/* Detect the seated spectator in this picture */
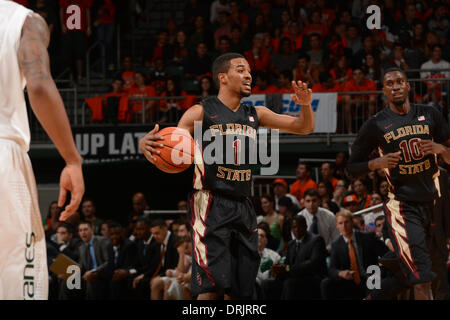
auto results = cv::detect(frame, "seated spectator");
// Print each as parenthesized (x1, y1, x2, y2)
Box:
(45, 201, 62, 239)
(159, 77, 188, 123)
(281, 20, 304, 52)
(312, 72, 343, 99)
(353, 35, 380, 70)
(362, 192, 385, 232)
(353, 178, 372, 210)
(244, 33, 271, 73)
(262, 215, 327, 299)
(198, 76, 216, 100)
(172, 30, 190, 65)
(151, 58, 169, 95)
(258, 221, 280, 253)
(229, 1, 248, 32)
(80, 198, 104, 236)
(278, 70, 294, 93)
(100, 221, 110, 238)
(278, 196, 302, 253)
(272, 178, 300, 210)
(343, 194, 360, 214)
(253, 71, 280, 94)
(424, 31, 440, 59)
(426, 3, 449, 40)
(343, 67, 377, 133)
(334, 151, 349, 181)
(212, 35, 232, 60)
(344, 24, 362, 56)
(317, 0, 336, 27)
(126, 192, 150, 229)
(378, 180, 389, 201)
(176, 221, 190, 238)
(271, 37, 298, 76)
(292, 53, 315, 85)
(188, 16, 214, 53)
(330, 55, 353, 88)
(165, 18, 178, 45)
(362, 53, 383, 83)
(107, 222, 137, 299)
(275, 9, 293, 38)
(383, 42, 410, 72)
(120, 56, 135, 89)
(213, 11, 232, 49)
(128, 72, 158, 123)
(374, 215, 386, 240)
(78, 221, 110, 300)
(317, 180, 340, 215)
(307, 33, 326, 67)
(352, 214, 365, 231)
(184, 42, 213, 81)
(183, 0, 209, 27)
(321, 210, 388, 300)
(395, 3, 419, 37)
(332, 179, 347, 208)
(303, 10, 329, 38)
(149, 219, 179, 300)
(98, 80, 129, 123)
(230, 25, 247, 54)
(256, 227, 281, 287)
(150, 30, 172, 66)
(298, 189, 339, 253)
(260, 194, 284, 248)
(320, 162, 339, 190)
(210, 0, 230, 25)
(289, 162, 318, 205)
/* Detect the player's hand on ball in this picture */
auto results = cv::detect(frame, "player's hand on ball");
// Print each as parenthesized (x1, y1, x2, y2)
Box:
(58, 162, 85, 221)
(139, 124, 164, 163)
(291, 80, 312, 106)
(418, 139, 445, 156)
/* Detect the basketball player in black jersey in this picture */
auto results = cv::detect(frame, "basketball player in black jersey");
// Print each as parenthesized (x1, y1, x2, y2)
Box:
(348, 68, 450, 300)
(139, 53, 314, 299)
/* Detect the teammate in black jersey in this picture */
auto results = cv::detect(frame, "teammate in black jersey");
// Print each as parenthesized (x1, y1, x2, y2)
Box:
(139, 53, 315, 299)
(348, 68, 450, 300)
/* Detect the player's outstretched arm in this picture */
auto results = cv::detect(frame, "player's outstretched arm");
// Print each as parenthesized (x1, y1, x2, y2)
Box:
(18, 13, 84, 220)
(256, 81, 314, 134)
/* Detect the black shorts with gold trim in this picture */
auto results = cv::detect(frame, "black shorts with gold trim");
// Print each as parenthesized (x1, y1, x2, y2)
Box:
(188, 190, 260, 299)
(383, 192, 436, 284)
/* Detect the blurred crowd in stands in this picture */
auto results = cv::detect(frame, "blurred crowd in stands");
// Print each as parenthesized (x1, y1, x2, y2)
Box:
(16, 0, 450, 132)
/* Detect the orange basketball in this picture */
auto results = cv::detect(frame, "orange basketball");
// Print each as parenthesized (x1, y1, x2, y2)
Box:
(153, 127, 194, 174)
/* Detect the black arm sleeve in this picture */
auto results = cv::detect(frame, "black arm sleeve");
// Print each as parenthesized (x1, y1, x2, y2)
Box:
(347, 118, 379, 178)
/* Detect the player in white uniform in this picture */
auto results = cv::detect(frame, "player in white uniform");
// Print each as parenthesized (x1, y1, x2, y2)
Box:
(0, 0, 84, 299)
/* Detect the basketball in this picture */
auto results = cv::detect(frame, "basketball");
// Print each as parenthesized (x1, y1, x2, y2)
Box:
(153, 127, 194, 174)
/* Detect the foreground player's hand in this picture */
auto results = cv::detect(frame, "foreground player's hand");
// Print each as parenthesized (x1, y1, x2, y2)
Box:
(372, 151, 402, 169)
(418, 139, 445, 156)
(58, 162, 85, 221)
(291, 80, 312, 106)
(139, 124, 164, 163)
(113, 269, 130, 281)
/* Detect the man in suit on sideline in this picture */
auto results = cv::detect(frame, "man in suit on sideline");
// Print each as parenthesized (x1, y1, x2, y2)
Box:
(262, 215, 328, 299)
(107, 221, 138, 299)
(321, 210, 388, 299)
(78, 221, 111, 300)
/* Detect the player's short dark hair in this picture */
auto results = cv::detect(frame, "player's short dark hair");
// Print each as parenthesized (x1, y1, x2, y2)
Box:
(383, 67, 407, 81)
(292, 214, 307, 227)
(212, 53, 245, 87)
(150, 219, 167, 229)
(303, 188, 320, 199)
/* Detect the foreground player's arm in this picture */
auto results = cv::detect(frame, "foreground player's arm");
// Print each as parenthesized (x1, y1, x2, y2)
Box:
(347, 119, 402, 177)
(138, 104, 203, 163)
(256, 81, 314, 134)
(418, 110, 450, 164)
(419, 139, 450, 164)
(18, 13, 84, 220)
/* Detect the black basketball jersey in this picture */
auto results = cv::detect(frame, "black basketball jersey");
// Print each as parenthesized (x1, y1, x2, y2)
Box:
(193, 97, 259, 198)
(349, 104, 450, 202)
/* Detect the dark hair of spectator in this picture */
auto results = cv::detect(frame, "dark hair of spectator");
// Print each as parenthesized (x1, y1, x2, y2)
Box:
(292, 214, 307, 227)
(108, 221, 122, 229)
(257, 222, 271, 239)
(304, 188, 320, 199)
(174, 235, 191, 248)
(278, 196, 293, 208)
(375, 215, 385, 223)
(431, 44, 443, 52)
(261, 193, 274, 204)
(298, 161, 311, 172)
(79, 221, 93, 229)
(212, 52, 245, 87)
(150, 219, 167, 229)
(57, 222, 75, 235)
(82, 197, 95, 206)
(136, 216, 151, 226)
(318, 180, 334, 199)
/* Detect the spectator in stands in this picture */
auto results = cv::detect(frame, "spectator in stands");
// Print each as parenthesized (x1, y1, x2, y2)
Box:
(198, 76, 216, 100)
(188, 16, 214, 53)
(149, 219, 179, 300)
(183, 0, 210, 27)
(353, 35, 380, 70)
(256, 227, 281, 287)
(378, 180, 389, 201)
(177, 200, 188, 211)
(172, 30, 190, 65)
(302, 10, 329, 38)
(230, 25, 246, 54)
(271, 37, 298, 76)
(275, 9, 293, 38)
(307, 33, 326, 67)
(212, 36, 232, 60)
(258, 221, 280, 252)
(395, 3, 419, 36)
(128, 192, 149, 224)
(150, 31, 172, 66)
(427, 2, 449, 40)
(420, 44, 450, 102)
(184, 42, 213, 80)
(165, 18, 178, 46)
(312, 72, 343, 96)
(78, 221, 110, 300)
(298, 188, 340, 253)
(343, 194, 360, 214)
(330, 55, 353, 87)
(362, 53, 383, 83)
(278, 196, 301, 253)
(213, 11, 232, 49)
(321, 210, 388, 300)
(150, 58, 168, 95)
(229, 1, 249, 33)
(353, 178, 372, 210)
(290, 162, 318, 205)
(252, 71, 280, 94)
(320, 162, 339, 190)
(94, 0, 116, 72)
(176, 221, 190, 238)
(59, 0, 92, 81)
(343, 67, 377, 133)
(45, 201, 62, 238)
(352, 214, 365, 231)
(107, 221, 137, 299)
(424, 31, 440, 59)
(128, 72, 158, 123)
(282, 20, 304, 52)
(120, 56, 135, 90)
(130, 217, 158, 300)
(273, 178, 300, 210)
(244, 33, 271, 73)
(362, 192, 384, 232)
(260, 194, 284, 249)
(374, 215, 386, 240)
(159, 77, 188, 123)
(412, 20, 427, 53)
(317, 0, 336, 27)
(318, 180, 340, 215)
(334, 151, 349, 181)
(383, 42, 411, 72)
(278, 70, 294, 93)
(344, 24, 362, 55)
(81, 198, 104, 236)
(100, 221, 109, 238)
(210, 0, 230, 24)
(332, 179, 347, 208)
(292, 53, 315, 85)
(264, 215, 327, 300)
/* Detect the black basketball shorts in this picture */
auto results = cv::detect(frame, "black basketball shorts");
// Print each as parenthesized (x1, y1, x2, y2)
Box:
(188, 190, 260, 299)
(384, 193, 436, 284)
